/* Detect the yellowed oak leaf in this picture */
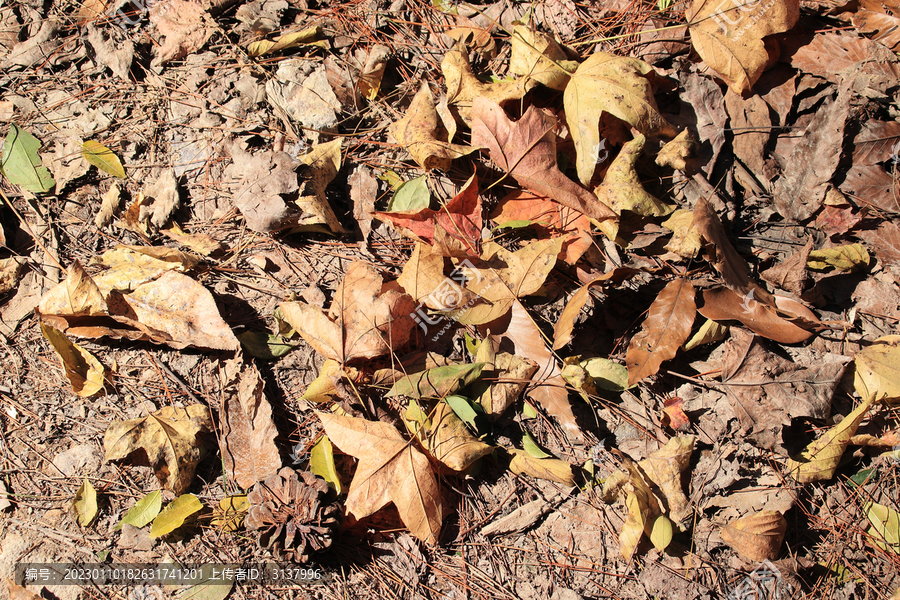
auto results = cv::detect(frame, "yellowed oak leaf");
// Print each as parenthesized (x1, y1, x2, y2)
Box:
(509, 25, 578, 91)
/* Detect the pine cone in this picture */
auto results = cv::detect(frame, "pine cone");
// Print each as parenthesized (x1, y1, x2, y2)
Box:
(245, 467, 340, 562)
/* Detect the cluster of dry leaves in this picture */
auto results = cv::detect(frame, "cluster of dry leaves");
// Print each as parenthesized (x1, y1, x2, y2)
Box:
(2, 0, 900, 595)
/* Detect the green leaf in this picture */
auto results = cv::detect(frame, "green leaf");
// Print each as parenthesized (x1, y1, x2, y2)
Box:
(865, 501, 900, 554)
(310, 435, 342, 494)
(581, 357, 630, 391)
(494, 219, 534, 231)
(386, 363, 487, 400)
(237, 330, 297, 360)
(657, 0, 673, 11)
(1, 124, 55, 192)
(388, 175, 430, 212)
(646, 514, 673, 552)
(181, 564, 236, 600)
(522, 430, 551, 458)
(115, 490, 162, 530)
(378, 169, 405, 190)
(82, 140, 126, 179)
(443, 394, 481, 430)
(464, 332, 479, 357)
(150, 493, 202, 538)
(96, 549, 110, 561)
(847, 468, 876, 489)
(72, 478, 98, 527)
(522, 402, 538, 420)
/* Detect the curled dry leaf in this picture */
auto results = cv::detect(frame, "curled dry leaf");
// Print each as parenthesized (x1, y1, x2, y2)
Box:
(565, 53, 674, 185)
(721, 510, 788, 562)
(637, 435, 694, 527)
(220, 358, 283, 490)
(390, 82, 474, 171)
(41, 322, 105, 397)
(397, 243, 479, 311)
(687, 0, 800, 94)
(626, 278, 696, 386)
(318, 411, 443, 544)
(508, 449, 576, 485)
(150, 0, 213, 67)
(594, 134, 674, 218)
(473, 341, 539, 419)
(470, 97, 615, 222)
(387, 362, 486, 400)
(405, 400, 494, 472)
(295, 139, 347, 234)
(662, 209, 702, 258)
(280, 261, 416, 364)
(104, 404, 212, 495)
(655, 130, 693, 171)
(697, 287, 814, 345)
(618, 465, 657, 561)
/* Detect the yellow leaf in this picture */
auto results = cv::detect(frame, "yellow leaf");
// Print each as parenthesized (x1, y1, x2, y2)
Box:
(646, 514, 674, 552)
(619, 466, 655, 561)
(114, 490, 162, 530)
(509, 25, 578, 91)
(246, 25, 323, 57)
(405, 401, 494, 472)
(72, 479, 98, 527)
(104, 404, 212, 494)
(37, 260, 107, 317)
(303, 359, 352, 402)
(310, 435, 342, 494)
(508, 449, 576, 485)
(807, 243, 870, 272)
(637, 435, 695, 527)
(720, 510, 787, 562)
(82, 140, 126, 179)
(683, 318, 728, 351)
(295, 139, 348, 234)
(655, 129, 693, 171)
(662, 209, 702, 258)
(865, 501, 900, 554)
(595, 134, 674, 217)
(41, 322, 105, 397)
(854, 336, 900, 403)
(149, 493, 203, 538)
(211, 495, 249, 532)
(787, 395, 875, 483)
(565, 54, 674, 185)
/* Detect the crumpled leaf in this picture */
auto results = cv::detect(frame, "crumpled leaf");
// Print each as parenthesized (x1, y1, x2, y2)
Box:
(864, 501, 900, 554)
(358, 44, 391, 100)
(595, 134, 673, 218)
(626, 279, 696, 386)
(661, 397, 691, 431)
(280, 261, 416, 364)
(246, 25, 324, 57)
(210, 495, 249, 532)
(150, 0, 213, 67)
(404, 400, 493, 472)
(144, 168, 180, 229)
(72, 478, 98, 527)
(508, 449, 576, 485)
(509, 25, 578, 91)
(637, 435, 694, 526)
(655, 130, 693, 171)
(387, 362, 486, 400)
(375, 173, 482, 257)
(618, 465, 657, 561)
(319, 411, 443, 544)
(237, 331, 296, 360)
(470, 97, 615, 222)
(807, 243, 870, 272)
(390, 82, 474, 171)
(220, 359, 282, 490)
(41, 322, 105, 397)
(721, 510, 787, 562)
(687, 0, 800, 94)
(310, 434, 342, 493)
(1, 124, 55, 193)
(564, 53, 674, 185)
(82, 140, 126, 179)
(442, 41, 534, 125)
(787, 394, 875, 483)
(224, 146, 305, 234)
(854, 336, 900, 403)
(697, 287, 814, 345)
(476, 349, 539, 419)
(104, 404, 212, 495)
(303, 360, 359, 403)
(114, 490, 162, 530)
(149, 493, 203, 538)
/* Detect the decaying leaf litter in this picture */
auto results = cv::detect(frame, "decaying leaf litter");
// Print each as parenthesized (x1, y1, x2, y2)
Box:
(1, 0, 900, 598)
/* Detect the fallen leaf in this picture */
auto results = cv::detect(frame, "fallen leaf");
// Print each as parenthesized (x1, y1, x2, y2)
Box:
(81, 140, 125, 179)
(509, 25, 577, 91)
(565, 53, 674, 185)
(582, 357, 630, 391)
(246, 25, 323, 57)
(104, 404, 212, 495)
(661, 209, 702, 258)
(280, 261, 416, 364)
(220, 359, 282, 490)
(441, 41, 533, 125)
(661, 397, 691, 431)
(638, 435, 694, 526)
(841, 164, 900, 213)
(807, 243, 870, 272)
(224, 146, 304, 233)
(94, 183, 121, 228)
(508, 449, 576, 485)
(181, 564, 235, 600)
(237, 331, 296, 360)
(390, 82, 474, 171)
(303, 360, 359, 403)
(114, 490, 162, 530)
(480, 498, 551, 537)
(5, 580, 41, 600)
(626, 279, 696, 386)
(761, 239, 813, 298)
(553, 268, 637, 350)
(724, 89, 770, 178)
(397, 242, 479, 311)
(683, 318, 728, 351)
(470, 97, 615, 222)
(310, 434, 342, 493)
(865, 501, 900, 554)
(210, 495, 249, 532)
(387, 362, 486, 400)
(358, 44, 391, 100)
(773, 80, 852, 221)
(41, 321, 106, 397)
(697, 287, 814, 344)
(595, 134, 674, 218)
(492, 190, 594, 265)
(404, 400, 493, 472)
(72, 478, 98, 527)
(720, 329, 847, 452)
(687, 0, 800, 94)
(149, 493, 203, 538)
(150, 0, 212, 67)
(319, 411, 443, 544)
(859, 222, 900, 267)
(721, 510, 787, 562)
(76, 0, 110, 23)
(788, 32, 900, 94)
(618, 465, 656, 561)
(522, 430, 551, 458)
(161, 222, 225, 256)
(375, 173, 482, 257)
(295, 139, 347, 234)
(475, 350, 539, 419)
(388, 175, 430, 212)
(1, 124, 55, 193)
(349, 165, 377, 241)
(853, 336, 900, 403)
(854, 2, 900, 51)
(655, 130, 693, 171)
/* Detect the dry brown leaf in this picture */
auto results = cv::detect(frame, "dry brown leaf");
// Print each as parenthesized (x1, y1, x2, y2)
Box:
(626, 279, 696, 386)
(390, 82, 474, 171)
(477, 351, 539, 419)
(721, 510, 787, 562)
(594, 134, 674, 218)
(405, 400, 493, 472)
(761, 239, 814, 298)
(859, 222, 900, 266)
(280, 261, 416, 364)
(553, 268, 638, 350)
(145, 168, 180, 229)
(637, 435, 694, 527)
(358, 44, 391, 99)
(0, 258, 23, 295)
(5, 580, 42, 600)
(104, 404, 212, 495)
(852, 119, 900, 166)
(697, 287, 814, 345)
(94, 182, 121, 228)
(41, 322, 105, 397)
(349, 165, 377, 241)
(37, 260, 107, 317)
(398, 243, 479, 311)
(76, 0, 110, 23)
(319, 411, 443, 544)
(724, 89, 770, 178)
(854, 0, 900, 50)
(225, 146, 304, 233)
(470, 97, 616, 222)
(150, 0, 213, 67)
(841, 164, 900, 213)
(508, 449, 576, 485)
(296, 139, 348, 234)
(788, 32, 900, 94)
(220, 358, 282, 490)
(687, 0, 800, 94)
(160, 222, 225, 256)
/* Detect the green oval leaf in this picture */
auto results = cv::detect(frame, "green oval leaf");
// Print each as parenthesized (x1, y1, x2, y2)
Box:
(388, 175, 430, 212)
(115, 490, 162, 530)
(522, 429, 551, 458)
(310, 434, 342, 494)
(150, 493, 202, 538)
(387, 363, 487, 400)
(82, 140, 126, 179)
(1, 124, 55, 192)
